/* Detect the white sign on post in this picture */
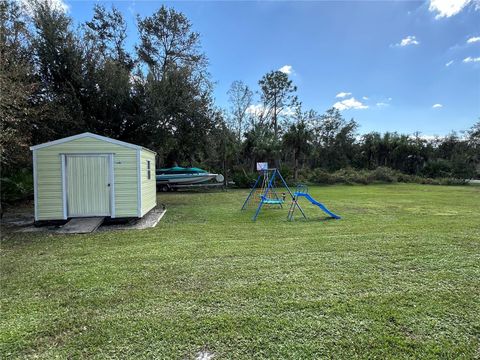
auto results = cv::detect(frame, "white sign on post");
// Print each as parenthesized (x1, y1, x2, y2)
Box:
(256, 162, 268, 171)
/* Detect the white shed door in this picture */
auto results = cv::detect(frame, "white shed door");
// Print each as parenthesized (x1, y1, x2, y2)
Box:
(66, 155, 110, 217)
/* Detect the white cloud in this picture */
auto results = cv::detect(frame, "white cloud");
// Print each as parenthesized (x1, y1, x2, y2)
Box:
(429, 0, 472, 19)
(418, 134, 441, 141)
(445, 60, 454, 67)
(467, 36, 480, 43)
(246, 104, 266, 115)
(280, 107, 296, 116)
(394, 35, 420, 47)
(278, 65, 293, 75)
(333, 97, 368, 111)
(376, 102, 389, 108)
(20, 0, 70, 14)
(463, 56, 480, 63)
(335, 92, 352, 98)
(362, 96, 369, 100)
(432, 103, 443, 108)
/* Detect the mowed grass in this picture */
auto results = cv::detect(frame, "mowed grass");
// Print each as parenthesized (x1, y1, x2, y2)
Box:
(1, 184, 479, 359)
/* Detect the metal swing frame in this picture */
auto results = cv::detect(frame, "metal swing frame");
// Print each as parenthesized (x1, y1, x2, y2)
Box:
(241, 168, 307, 221)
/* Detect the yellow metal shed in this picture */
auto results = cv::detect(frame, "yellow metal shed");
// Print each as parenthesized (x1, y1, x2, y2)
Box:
(30, 133, 156, 221)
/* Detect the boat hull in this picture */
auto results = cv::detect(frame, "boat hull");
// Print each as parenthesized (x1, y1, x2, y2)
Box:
(156, 174, 218, 185)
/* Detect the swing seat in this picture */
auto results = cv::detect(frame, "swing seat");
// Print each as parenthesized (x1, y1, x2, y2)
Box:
(261, 196, 284, 205)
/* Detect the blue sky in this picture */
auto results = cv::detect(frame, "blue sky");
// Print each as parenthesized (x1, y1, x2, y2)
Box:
(63, 0, 479, 135)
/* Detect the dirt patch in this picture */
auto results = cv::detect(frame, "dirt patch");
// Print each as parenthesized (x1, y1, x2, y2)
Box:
(1, 201, 36, 238)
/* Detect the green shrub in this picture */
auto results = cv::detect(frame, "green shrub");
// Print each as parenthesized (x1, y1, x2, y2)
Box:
(231, 166, 468, 188)
(1, 169, 33, 205)
(347, 168, 372, 184)
(422, 159, 452, 178)
(301, 166, 465, 186)
(397, 173, 416, 183)
(437, 178, 468, 185)
(278, 164, 293, 183)
(308, 168, 336, 184)
(231, 168, 258, 188)
(370, 167, 398, 183)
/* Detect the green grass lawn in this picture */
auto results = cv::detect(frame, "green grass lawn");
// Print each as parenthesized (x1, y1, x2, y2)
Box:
(1, 184, 479, 359)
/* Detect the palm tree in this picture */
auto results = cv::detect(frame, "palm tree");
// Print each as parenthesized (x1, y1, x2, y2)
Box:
(283, 119, 312, 181)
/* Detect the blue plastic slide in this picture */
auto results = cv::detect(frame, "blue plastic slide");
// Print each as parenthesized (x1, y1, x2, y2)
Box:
(294, 192, 341, 219)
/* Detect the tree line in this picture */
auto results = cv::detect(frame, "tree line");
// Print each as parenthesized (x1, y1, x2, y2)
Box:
(1, 0, 479, 196)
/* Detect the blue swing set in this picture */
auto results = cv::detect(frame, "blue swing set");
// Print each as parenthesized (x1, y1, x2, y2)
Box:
(241, 167, 341, 221)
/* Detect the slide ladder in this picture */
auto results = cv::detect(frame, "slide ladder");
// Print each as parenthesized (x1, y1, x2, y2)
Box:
(289, 192, 341, 220)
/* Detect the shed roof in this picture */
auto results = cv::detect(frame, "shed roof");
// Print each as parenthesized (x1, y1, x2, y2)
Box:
(30, 132, 156, 154)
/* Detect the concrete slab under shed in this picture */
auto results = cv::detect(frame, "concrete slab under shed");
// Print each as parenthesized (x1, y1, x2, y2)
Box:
(11, 206, 166, 234)
(57, 217, 104, 234)
(98, 207, 166, 232)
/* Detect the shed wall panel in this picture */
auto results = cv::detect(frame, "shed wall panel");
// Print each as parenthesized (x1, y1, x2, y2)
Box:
(140, 150, 157, 216)
(35, 137, 139, 220)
